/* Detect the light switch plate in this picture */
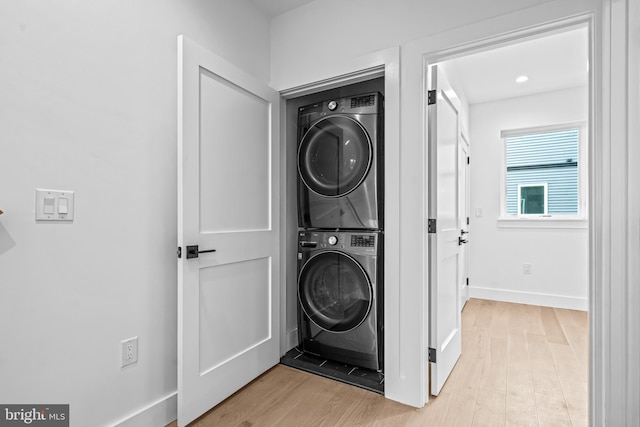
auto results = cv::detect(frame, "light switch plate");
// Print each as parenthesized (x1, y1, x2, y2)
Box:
(36, 189, 75, 221)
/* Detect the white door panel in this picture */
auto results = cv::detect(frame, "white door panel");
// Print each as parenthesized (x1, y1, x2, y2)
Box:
(428, 65, 462, 396)
(198, 257, 271, 373)
(199, 68, 271, 233)
(177, 35, 280, 426)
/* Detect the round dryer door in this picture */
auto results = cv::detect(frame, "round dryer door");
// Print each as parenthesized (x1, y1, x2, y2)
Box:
(298, 251, 372, 333)
(298, 116, 372, 197)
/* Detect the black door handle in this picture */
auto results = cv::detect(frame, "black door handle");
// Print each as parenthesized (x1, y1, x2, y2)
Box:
(186, 245, 216, 259)
(458, 237, 468, 246)
(461, 229, 469, 235)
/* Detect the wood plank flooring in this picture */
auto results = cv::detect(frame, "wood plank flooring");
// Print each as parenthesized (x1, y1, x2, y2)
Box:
(171, 299, 588, 427)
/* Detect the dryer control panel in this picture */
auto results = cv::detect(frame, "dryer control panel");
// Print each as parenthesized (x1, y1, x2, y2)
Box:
(297, 92, 381, 118)
(350, 234, 375, 248)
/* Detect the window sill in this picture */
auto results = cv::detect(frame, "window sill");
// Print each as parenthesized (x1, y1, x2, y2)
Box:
(497, 216, 588, 229)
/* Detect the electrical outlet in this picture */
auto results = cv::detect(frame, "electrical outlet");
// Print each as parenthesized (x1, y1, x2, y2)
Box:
(121, 337, 138, 367)
(523, 263, 532, 275)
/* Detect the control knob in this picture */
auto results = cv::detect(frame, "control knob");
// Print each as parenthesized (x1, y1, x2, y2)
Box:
(327, 235, 338, 246)
(327, 100, 338, 111)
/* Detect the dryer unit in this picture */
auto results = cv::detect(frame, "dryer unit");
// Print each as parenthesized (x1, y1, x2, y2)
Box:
(297, 230, 383, 371)
(297, 92, 383, 230)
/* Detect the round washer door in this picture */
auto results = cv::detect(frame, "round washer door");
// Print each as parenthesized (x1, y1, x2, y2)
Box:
(298, 251, 372, 333)
(298, 116, 372, 197)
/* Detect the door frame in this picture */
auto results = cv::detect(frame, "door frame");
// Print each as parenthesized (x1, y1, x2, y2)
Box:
(278, 46, 404, 401)
(412, 4, 609, 422)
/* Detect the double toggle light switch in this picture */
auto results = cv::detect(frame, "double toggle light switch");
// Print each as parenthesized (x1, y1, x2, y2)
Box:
(36, 189, 74, 221)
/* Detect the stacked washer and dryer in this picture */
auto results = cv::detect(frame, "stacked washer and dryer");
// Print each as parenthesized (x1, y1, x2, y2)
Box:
(296, 92, 384, 373)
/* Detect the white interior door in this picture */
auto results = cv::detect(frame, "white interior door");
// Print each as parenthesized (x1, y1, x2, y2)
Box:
(428, 65, 462, 396)
(177, 35, 280, 426)
(459, 134, 470, 309)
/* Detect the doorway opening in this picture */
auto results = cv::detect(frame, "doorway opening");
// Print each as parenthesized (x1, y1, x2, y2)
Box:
(426, 21, 591, 423)
(279, 76, 387, 394)
(439, 25, 590, 310)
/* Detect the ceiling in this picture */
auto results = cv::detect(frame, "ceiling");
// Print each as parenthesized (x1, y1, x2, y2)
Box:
(248, 0, 315, 18)
(441, 27, 589, 104)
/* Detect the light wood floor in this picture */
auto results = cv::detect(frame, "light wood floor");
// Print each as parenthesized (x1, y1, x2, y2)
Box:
(173, 298, 588, 427)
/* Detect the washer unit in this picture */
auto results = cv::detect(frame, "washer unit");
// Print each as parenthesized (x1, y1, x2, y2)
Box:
(297, 92, 383, 230)
(297, 230, 383, 371)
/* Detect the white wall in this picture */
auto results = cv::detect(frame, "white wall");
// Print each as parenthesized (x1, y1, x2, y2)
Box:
(468, 87, 589, 310)
(270, 0, 555, 90)
(0, 1, 269, 426)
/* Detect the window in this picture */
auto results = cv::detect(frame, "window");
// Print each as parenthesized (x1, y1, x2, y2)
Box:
(500, 123, 586, 226)
(517, 183, 548, 215)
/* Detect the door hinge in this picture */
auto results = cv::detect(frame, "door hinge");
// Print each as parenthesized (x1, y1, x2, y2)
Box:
(177, 247, 182, 259)
(467, 216, 470, 225)
(466, 277, 469, 286)
(428, 347, 437, 363)
(428, 90, 437, 105)
(428, 219, 437, 233)
(467, 156, 470, 165)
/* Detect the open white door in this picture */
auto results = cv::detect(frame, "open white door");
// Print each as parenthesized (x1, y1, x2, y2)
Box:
(177, 35, 280, 426)
(459, 133, 470, 309)
(428, 65, 462, 396)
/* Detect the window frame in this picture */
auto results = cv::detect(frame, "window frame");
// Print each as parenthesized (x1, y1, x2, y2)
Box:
(498, 122, 588, 229)
(517, 182, 549, 216)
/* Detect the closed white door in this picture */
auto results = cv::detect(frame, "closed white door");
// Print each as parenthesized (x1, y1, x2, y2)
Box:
(428, 64, 462, 396)
(177, 35, 280, 426)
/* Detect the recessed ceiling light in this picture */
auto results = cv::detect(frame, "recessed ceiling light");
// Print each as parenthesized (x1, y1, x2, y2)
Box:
(516, 75, 529, 83)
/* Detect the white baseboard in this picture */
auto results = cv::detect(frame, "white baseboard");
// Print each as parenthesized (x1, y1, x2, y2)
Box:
(111, 391, 177, 427)
(468, 286, 588, 311)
